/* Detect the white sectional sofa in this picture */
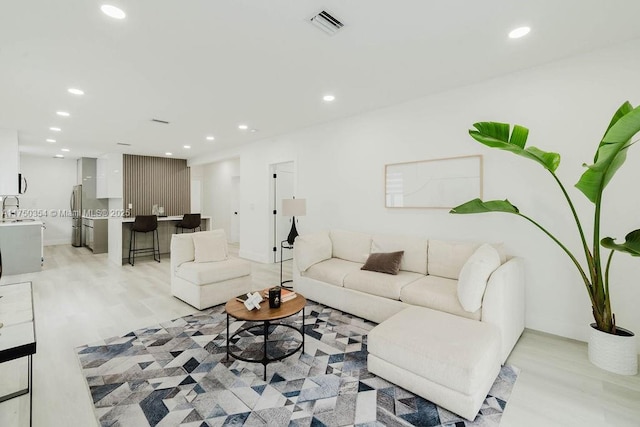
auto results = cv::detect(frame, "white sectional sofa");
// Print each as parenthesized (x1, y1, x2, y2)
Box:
(293, 229, 524, 362)
(293, 229, 525, 420)
(170, 230, 252, 310)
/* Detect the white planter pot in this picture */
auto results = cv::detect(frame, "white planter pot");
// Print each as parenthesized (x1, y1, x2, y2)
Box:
(588, 324, 638, 376)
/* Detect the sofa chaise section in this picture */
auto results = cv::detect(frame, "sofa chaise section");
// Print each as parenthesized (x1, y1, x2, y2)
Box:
(367, 306, 502, 421)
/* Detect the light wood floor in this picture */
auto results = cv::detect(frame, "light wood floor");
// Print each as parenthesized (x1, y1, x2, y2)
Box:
(0, 245, 638, 426)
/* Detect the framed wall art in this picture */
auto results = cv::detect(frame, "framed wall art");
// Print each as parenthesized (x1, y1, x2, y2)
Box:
(385, 155, 483, 208)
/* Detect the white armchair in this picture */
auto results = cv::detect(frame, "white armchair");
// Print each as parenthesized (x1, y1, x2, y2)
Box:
(170, 229, 252, 310)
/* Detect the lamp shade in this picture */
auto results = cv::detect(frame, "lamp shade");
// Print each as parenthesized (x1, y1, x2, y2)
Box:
(282, 198, 306, 217)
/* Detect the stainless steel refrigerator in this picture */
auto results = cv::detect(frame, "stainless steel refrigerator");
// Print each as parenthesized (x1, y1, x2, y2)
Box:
(71, 185, 82, 247)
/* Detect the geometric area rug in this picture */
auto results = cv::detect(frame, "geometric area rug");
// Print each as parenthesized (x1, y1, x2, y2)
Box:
(76, 301, 519, 427)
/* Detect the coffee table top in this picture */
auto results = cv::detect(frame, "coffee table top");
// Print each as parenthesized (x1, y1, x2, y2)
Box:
(225, 292, 306, 322)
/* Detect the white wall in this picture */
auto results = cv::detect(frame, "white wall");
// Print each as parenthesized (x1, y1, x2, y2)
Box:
(192, 39, 640, 348)
(107, 198, 123, 265)
(19, 155, 77, 245)
(0, 129, 19, 195)
(190, 164, 203, 214)
(201, 158, 240, 239)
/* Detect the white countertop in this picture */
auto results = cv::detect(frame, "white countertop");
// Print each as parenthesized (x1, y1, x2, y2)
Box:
(122, 215, 211, 223)
(0, 220, 44, 227)
(82, 216, 109, 220)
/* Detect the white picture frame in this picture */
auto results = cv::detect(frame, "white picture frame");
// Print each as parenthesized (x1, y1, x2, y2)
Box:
(385, 155, 483, 208)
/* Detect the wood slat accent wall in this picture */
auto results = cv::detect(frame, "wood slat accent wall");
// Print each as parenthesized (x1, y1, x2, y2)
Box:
(123, 154, 190, 217)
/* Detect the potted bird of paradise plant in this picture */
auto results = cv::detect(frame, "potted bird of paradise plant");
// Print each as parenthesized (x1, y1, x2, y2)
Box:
(451, 101, 640, 375)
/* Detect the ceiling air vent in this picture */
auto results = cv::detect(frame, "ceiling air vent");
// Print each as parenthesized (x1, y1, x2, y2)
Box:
(151, 118, 170, 124)
(117, 142, 131, 146)
(309, 10, 344, 36)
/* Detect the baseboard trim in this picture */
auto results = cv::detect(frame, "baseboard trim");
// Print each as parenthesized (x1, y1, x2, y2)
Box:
(239, 249, 270, 264)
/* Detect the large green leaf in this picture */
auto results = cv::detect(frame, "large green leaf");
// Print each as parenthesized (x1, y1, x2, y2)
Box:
(469, 122, 561, 172)
(450, 198, 519, 214)
(601, 230, 640, 257)
(576, 102, 640, 203)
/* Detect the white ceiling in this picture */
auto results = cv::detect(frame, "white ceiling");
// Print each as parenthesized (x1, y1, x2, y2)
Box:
(3, 0, 640, 161)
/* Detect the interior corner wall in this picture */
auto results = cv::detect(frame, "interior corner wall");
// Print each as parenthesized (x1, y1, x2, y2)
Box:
(202, 158, 240, 240)
(192, 38, 640, 349)
(19, 154, 77, 245)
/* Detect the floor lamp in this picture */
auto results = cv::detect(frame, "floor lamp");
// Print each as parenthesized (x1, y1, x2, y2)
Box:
(282, 198, 306, 245)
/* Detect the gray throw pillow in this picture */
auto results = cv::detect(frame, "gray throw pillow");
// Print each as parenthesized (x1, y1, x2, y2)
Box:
(361, 251, 404, 275)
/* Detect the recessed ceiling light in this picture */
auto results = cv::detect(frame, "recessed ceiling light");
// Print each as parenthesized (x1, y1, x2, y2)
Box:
(101, 4, 126, 19)
(61, 148, 70, 152)
(46, 139, 56, 143)
(50, 127, 61, 132)
(54, 154, 64, 158)
(238, 124, 249, 130)
(206, 136, 215, 141)
(323, 94, 336, 102)
(183, 145, 191, 149)
(250, 129, 258, 133)
(56, 111, 70, 117)
(68, 88, 84, 96)
(508, 26, 531, 39)
(165, 152, 172, 156)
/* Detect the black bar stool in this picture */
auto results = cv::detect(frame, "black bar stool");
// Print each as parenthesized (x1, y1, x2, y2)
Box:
(128, 215, 160, 265)
(175, 213, 201, 233)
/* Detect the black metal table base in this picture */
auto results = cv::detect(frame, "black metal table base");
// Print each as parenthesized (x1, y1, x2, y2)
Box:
(226, 309, 305, 381)
(280, 240, 294, 289)
(0, 354, 33, 426)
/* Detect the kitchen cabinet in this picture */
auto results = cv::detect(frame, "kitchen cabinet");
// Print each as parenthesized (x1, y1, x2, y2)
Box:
(96, 153, 123, 199)
(82, 218, 91, 247)
(78, 158, 97, 200)
(83, 217, 108, 254)
(96, 158, 107, 198)
(0, 129, 19, 195)
(78, 158, 107, 213)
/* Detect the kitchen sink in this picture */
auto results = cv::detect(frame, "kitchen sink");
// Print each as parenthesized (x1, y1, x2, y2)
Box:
(0, 218, 36, 223)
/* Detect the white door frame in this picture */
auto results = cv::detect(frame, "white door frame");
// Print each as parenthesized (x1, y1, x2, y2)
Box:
(269, 161, 295, 263)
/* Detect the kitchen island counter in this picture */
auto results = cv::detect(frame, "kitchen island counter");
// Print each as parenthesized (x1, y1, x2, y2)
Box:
(0, 220, 44, 227)
(0, 221, 43, 274)
(120, 216, 211, 263)
(121, 215, 211, 223)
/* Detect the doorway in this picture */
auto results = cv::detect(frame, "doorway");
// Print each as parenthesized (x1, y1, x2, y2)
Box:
(270, 161, 295, 263)
(201, 157, 240, 245)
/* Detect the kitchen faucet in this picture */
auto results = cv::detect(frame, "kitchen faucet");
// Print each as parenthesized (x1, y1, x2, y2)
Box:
(1, 195, 19, 218)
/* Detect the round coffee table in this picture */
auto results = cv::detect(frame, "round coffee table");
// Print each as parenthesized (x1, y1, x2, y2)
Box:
(225, 293, 306, 380)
